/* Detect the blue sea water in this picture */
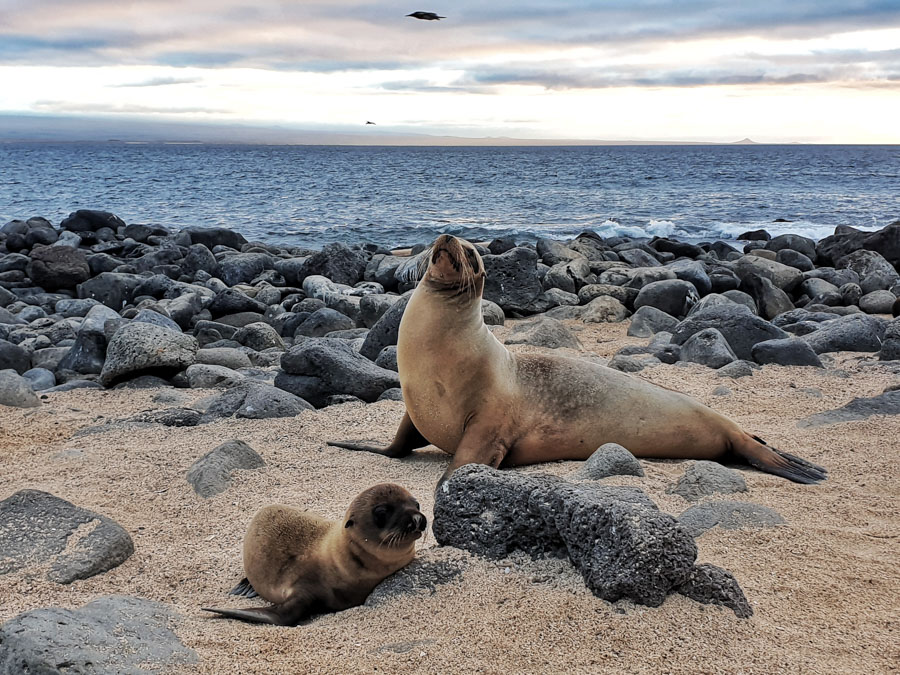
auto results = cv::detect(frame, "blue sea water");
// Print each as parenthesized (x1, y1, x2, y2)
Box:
(1, 143, 898, 249)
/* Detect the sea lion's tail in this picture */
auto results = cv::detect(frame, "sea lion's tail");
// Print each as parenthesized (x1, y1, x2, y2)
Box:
(733, 434, 828, 484)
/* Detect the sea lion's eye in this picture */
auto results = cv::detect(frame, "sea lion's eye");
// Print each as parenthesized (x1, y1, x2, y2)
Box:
(372, 505, 391, 528)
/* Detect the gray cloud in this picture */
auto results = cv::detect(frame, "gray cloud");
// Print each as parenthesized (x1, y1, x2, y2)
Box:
(33, 101, 229, 115)
(111, 77, 202, 88)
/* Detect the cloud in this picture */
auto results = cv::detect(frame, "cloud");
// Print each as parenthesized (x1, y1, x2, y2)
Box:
(111, 76, 201, 87)
(33, 100, 229, 115)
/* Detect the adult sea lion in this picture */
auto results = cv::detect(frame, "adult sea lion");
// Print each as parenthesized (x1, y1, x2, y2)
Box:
(329, 234, 827, 486)
(203, 484, 426, 625)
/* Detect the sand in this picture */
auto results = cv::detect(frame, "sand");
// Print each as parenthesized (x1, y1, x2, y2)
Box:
(2, 319, 899, 674)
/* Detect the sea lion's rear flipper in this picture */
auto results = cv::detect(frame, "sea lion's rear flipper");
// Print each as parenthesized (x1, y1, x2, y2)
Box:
(734, 434, 828, 484)
(202, 596, 311, 626)
(228, 578, 258, 598)
(327, 411, 427, 458)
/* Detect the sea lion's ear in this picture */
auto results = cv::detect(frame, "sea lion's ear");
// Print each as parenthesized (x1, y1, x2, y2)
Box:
(345, 519, 354, 528)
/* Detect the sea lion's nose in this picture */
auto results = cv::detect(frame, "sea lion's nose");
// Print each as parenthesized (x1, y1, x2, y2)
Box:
(412, 513, 427, 532)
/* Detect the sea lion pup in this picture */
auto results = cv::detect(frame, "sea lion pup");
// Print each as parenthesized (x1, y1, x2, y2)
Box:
(203, 484, 426, 626)
(329, 234, 827, 486)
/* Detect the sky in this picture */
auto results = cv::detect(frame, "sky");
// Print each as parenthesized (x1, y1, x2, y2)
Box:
(1, 0, 899, 143)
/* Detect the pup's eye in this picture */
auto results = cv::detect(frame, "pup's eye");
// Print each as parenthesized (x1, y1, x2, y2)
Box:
(372, 505, 391, 527)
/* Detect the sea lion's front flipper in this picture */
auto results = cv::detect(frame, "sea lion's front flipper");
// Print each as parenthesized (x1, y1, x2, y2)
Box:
(327, 411, 427, 458)
(203, 595, 312, 626)
(436, 421, 510, 491)
(228, 577, 258, 598)
(735, 434, 828, 484)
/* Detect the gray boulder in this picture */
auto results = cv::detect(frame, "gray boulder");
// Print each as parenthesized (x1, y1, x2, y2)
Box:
(203, 381, 313, 420)
(716, 360, 758, 378)
(299, 242, 367, 286)
(0, 370, 40, 407)
(233, 321, 284, 351)
(359, 293, 411, 361)
(732, 255, 801, 291)
(132, 309, 181, 333)
(837, 249, 899, 293)
(679, 328, 738, 369)
(194, 347, 253, 370)
(800, 314, 886, 354)
(581, 295, 630, 323)
(543, 258, 591, 294)
(481, 299, 505, 326)
(536, 238, 585, 266)
(217, 252, 273, 286)
(678, 501, 786, 537)
(77, 272, 143, 310)
(21, 367, 55, 391)
(799, 390, 900, 427)
(100, 323, 198, 386)
(751, 338, 823, 367)
(281, 339, 399, 402)
(182, 226, 247, 251)
(626, 305, 679, 338)
(359, 294, 403, 328)
(667, 461, 748, 501)
(0, 339, 28, 374)
(739, 274, 794, 320)
(573, 443, 644, 479)
(295, 307, 355, 338)
(859, 290, 897, 315)
(0, 489, 133, 584)
(482, 247, 543, 313)
(186, 439, 265, 498)
(667, 260, 712, 296)
(208, 289, 267, 317)
(880, 318, 900, 360)
(764, 233, 817, 260)
(375, 345, 398, 372)
(433, 465, 700, 607)
(505, 316, 582, 350)
(633, 279, 699, 318)
(185, 364, 244, 389)
(27, 246, 90, 291)
(671, 304, 788, 360)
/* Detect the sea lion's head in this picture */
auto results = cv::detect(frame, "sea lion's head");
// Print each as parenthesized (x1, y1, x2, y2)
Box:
(343, 484, 427, 552)
(422, 234, 485, 298)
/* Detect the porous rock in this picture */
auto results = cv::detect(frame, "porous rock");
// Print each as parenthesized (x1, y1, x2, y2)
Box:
(677, 564, 753, 618)
(482, 247, 543, 313)
(100, 323, 198, 386)
(434, 465, 699, 607)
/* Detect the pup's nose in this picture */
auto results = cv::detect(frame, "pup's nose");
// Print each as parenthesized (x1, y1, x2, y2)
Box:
(412, 513, 427, 532)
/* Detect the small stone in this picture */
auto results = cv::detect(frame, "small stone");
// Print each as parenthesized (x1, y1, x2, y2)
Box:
(667, 461, 748, 501)
(0, 370, 40, 407)
(186, 440, 266, 498)
(573, 443, 644, 479)
(505, 316, 582, 349)
(677, 564, 753, 618)
(678, 500, 786, 537)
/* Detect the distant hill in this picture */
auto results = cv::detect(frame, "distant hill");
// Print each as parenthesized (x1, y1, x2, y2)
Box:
(0, 114, 763, 146)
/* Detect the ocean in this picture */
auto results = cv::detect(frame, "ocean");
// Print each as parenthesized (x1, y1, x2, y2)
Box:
(1, 143, 898, 249)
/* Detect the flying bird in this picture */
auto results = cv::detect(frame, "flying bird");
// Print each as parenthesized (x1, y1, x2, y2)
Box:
(366, 121, 376, 125)
(407, 11, 445, 20)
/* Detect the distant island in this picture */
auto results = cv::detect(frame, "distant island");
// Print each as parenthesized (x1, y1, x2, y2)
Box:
(0, 114, 769, 146)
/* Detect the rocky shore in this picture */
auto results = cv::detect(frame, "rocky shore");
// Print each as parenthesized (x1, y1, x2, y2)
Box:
(2, 210, 899, 673)
(1, 210, 898, 406)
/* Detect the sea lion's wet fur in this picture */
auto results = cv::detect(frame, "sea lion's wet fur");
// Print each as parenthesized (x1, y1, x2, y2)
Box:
(202, 484, 425, 625)
(331, 234, 827, 486)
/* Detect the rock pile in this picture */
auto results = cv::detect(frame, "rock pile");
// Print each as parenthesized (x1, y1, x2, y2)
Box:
(2, 211, 899, 407)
